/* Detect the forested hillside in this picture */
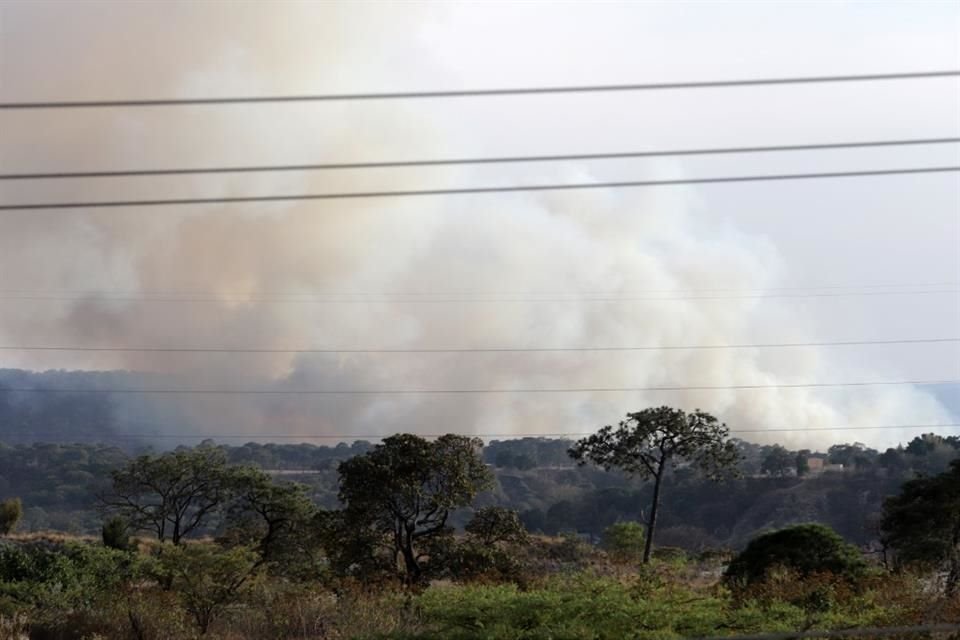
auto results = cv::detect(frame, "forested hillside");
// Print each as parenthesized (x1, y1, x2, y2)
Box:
(1, 432, 956, 548)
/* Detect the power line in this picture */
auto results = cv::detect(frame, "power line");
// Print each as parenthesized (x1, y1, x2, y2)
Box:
(1, 379, 956, 396)
(6, 423, 960, 441)
(2, 137, 957, 180)
(1, 288, 956, 304)
(1, 70, 956, 109)
(0, 280, 956, 297)
(0, 337, 956, 355)
(1, 166, 957, 212)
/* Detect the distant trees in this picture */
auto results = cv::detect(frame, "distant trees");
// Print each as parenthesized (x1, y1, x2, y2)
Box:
(336, 434, 493, 583)
(465, 507, 528, 546)
(828, 443, 877, 470)
(0, 497, 22, 535)
(761, 446, 794, 477)
(570, 406, 739, 563)
(882, 459, 960, 594)
(724, 523, 866, 586)
(795, 450, 811, 476)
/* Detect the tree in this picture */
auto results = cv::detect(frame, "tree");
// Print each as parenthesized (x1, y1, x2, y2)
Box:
(796, 449, 811, 477)
(0, 497, 22, 536)
(882, 459, 960, 594)
(828, 443, 877, 471)
(465, 506, 529, 546)
(103, 447, 233, 545)
(724, 523, 866, 586)
(337, 433, 493, 583)
(221, 466, 316, 564)
(761, 446, 794, 477)
(569, 407, 739, 563)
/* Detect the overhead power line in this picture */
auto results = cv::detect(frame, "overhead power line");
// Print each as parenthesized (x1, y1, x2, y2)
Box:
(1, 70, 956, 109)
(0, 280, 956, 297)
(1, 166, 957, 211)
(6, 423, 960, 441)
(2, 137, 957, 180)
(0, 337, 956, 355)
(1, 379, 956, 396)
(1, 288, 956, 304)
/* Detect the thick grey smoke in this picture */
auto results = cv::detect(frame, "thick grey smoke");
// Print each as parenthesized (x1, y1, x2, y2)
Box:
(0, 2, 956, 448)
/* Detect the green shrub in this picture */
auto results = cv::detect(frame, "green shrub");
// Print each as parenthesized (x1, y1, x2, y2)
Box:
(0, 540, 139, 634)
(651, 546, 688, 565)
(102, 515, 132, 551)
(156, 543, 261, 635)
(0, 499, 22, 536)
(724, 524, 867, 587)
(602, 521, 645, 564)
(547, 533, 595, 566)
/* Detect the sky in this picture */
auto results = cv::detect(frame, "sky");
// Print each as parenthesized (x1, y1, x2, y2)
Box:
(0, 0, 958, 449)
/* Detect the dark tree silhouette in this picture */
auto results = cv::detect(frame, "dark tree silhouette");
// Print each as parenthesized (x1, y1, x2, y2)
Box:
(882, 459, 960, 594)
(337, 433, 492, 583)
(102, 447, 233, 545)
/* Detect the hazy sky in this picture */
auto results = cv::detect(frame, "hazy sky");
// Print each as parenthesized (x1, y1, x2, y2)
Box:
(0, 1, 958, 449)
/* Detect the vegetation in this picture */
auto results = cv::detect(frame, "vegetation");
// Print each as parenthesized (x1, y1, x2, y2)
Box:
(0, 498, 22, 536)
(334, 434, 493, 584)
(464, 506, 528, 546)
(724, 523, 867, 586)
(103, 447, 238, 545)
(157, 543, 261, 635)
(602, 521, 646, 564)
(761, 446, 794, 477)
(0, 537, 947, 639)
(569, 407, 740, 562)
(101, 515, 132, 551)
(0, 414, 958, 638)
(3, 431, 959, 548)
(881, 458, 960, 593)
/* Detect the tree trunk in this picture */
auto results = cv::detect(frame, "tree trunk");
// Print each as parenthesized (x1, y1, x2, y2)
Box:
(642, 469, 664, 564)
(400, 541, 421, 584)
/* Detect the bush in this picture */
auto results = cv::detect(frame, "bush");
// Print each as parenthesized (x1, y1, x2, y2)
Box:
(547, 533, 596, 565)
(0, 499, 22, 536)
(724, 524, 867, 587)
(102, 515, 132, 551)
(602, 522, 645, 564)
(650, 546, 688, 565)
(156, 543, 261, 635)
(0, 540, 139, 635)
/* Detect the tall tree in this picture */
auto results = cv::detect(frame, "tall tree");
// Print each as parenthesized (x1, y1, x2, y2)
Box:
(337, 433, 493, 583)
(102, 447, 233, 545)
(569, 406, 739, 563)
(882, 459, 960, 594)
